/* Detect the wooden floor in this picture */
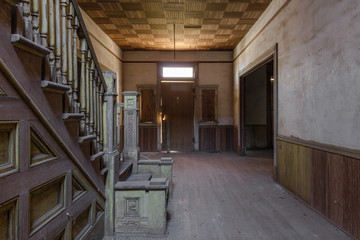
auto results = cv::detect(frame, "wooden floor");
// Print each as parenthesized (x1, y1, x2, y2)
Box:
(115, 151, 352, 240)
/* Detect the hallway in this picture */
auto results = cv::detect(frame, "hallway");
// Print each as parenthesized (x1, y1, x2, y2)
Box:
(114, 152, 351, 240)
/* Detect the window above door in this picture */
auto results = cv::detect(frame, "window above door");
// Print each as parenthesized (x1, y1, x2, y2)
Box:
(159, 63, 196, 83)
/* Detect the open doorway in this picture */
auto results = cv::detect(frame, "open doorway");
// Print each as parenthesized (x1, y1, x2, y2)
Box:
(240, 59, 274, 157)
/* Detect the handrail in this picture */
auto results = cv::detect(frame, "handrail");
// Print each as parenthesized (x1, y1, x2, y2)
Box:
(16, 0, 107, 153)
(71, 0, 107, 92)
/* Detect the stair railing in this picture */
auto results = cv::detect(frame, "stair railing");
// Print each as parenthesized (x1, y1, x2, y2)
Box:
(15, 0, 107, 153)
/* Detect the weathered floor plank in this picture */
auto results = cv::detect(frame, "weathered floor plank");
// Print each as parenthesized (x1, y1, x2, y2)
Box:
(113, 151, 351, 240)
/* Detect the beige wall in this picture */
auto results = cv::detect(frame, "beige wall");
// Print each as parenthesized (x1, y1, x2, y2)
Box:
(123, 51, 233, 125)
(123, 51, 232, 62)
(123, 51, 233, 150)
(123, 63, 157, 90)
(80, 8, 123, 101)
(233, 0, 360, 150)
(198, 63, 233, 125)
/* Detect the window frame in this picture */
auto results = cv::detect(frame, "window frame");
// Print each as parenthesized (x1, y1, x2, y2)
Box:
(199, 85, 218, 124)
(159, 62, 196, 82)
(137, 85, 157, 124)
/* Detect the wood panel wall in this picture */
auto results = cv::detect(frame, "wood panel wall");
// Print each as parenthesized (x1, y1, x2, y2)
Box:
(0, 73, 105, 240)
(277, 138, 360, 239)
(277, 140, 311, 203)
(0, 1, 105, 237)
(139, 125, 158, 152)
(233, 126, 239, 154)
(199, 125, 233, 152)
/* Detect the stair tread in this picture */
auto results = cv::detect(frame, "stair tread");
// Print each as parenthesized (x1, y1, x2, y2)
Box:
(100, 167, 108, 175)
(11, 34, 50, 57)
(119, 161, 132, 176)
(126, 173, 152, 181)
(90, 151, 104, 162)
(114, 179, 168, 190)
(78, 134, 96, 143)
(41, 80, 70, 94)
(63, 113, 84, 121)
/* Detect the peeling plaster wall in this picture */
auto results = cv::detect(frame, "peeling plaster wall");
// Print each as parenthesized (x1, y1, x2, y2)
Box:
(233, 0, 360, 150)
(81, 8, 123, 101)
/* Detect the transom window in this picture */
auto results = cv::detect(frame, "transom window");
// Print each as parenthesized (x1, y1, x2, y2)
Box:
(162, 67, 194, 78)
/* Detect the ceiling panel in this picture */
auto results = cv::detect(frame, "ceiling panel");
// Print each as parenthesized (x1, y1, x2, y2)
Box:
(78, 0, 272, 50)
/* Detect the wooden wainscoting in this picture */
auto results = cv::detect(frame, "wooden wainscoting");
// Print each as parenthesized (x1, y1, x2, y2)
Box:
(245, 124, 270, 149)
(233, 125, 239, 154)
(139, 124, 158, 152)
(277, 137, 360, 239)
(199, 125, 233, 152)
(277, 140, 311, 203)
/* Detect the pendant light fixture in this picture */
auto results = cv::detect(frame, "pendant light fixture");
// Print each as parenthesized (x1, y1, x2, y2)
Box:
(173, 23, 176, 61)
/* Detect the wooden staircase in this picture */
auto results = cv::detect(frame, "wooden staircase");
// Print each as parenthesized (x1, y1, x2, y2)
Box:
(0, 0, 110, 238)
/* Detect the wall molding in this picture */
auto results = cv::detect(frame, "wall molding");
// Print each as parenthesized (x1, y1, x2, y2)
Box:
(277, 135, 360, 160)
(88, 32, 123, 62)
(233, 0, 291, 62)
(123, 60, 233, 64)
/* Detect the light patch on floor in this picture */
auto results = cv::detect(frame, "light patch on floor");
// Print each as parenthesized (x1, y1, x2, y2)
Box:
(112, 151, 351, 240)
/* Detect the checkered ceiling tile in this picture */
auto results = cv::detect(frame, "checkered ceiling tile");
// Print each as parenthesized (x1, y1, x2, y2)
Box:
(78, 0, 272, 51)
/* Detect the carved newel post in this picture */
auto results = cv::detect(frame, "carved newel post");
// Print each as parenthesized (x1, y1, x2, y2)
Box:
(102, 71, 120, 236)
(122, 91, 140, 173)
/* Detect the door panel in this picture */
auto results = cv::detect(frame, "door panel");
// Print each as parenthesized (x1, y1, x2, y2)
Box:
(161, 83, 193, 151)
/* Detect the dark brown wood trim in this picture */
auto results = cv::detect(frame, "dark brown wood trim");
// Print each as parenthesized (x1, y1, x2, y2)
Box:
(0, 158, 75, 204)
(239, 76, 245, 156)
(123, 60, 233, 64)
(19, 192, 29, 239)
(28, 190, 97, 240)
(277, 135, 360, 160)
(0, 58, 105, 197)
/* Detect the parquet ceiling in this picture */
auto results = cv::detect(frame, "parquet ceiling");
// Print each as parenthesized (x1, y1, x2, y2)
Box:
(78, 0, 272, 51)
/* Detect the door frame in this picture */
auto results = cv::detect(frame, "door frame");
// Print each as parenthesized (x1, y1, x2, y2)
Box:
(157, 62, 198, 152)
(238, 44, 279, 180)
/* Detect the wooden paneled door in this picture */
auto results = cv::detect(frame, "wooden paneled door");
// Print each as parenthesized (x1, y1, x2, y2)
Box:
(161, 83, 194, 152)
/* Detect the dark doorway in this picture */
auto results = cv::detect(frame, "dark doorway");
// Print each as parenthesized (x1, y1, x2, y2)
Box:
(240, 60, 274, 156)
(161, 82, 194, 152)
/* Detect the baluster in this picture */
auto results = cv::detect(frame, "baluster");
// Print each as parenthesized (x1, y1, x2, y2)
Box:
(100, 84, 104, 150)
(48, 0, 55, 78)
(79, 39, 87, 135)
(72, 15, 79, 112)
(31, 0, 40, 43)
(60, 0, 67, 85)
(23, 0, 32, 38)
(40, 0, 48, 47)
(85, 51, 91, 134)
(89, 60, 95, 135)
(54, 0, 62, 83)
(93, 70, 98, 149)
(96, 76, 101, 150)
(67, 2, 73, 109)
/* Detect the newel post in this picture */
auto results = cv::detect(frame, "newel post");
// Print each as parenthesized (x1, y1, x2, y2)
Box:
(122, 91, 140, 173)
(102, 71, 120, 236)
